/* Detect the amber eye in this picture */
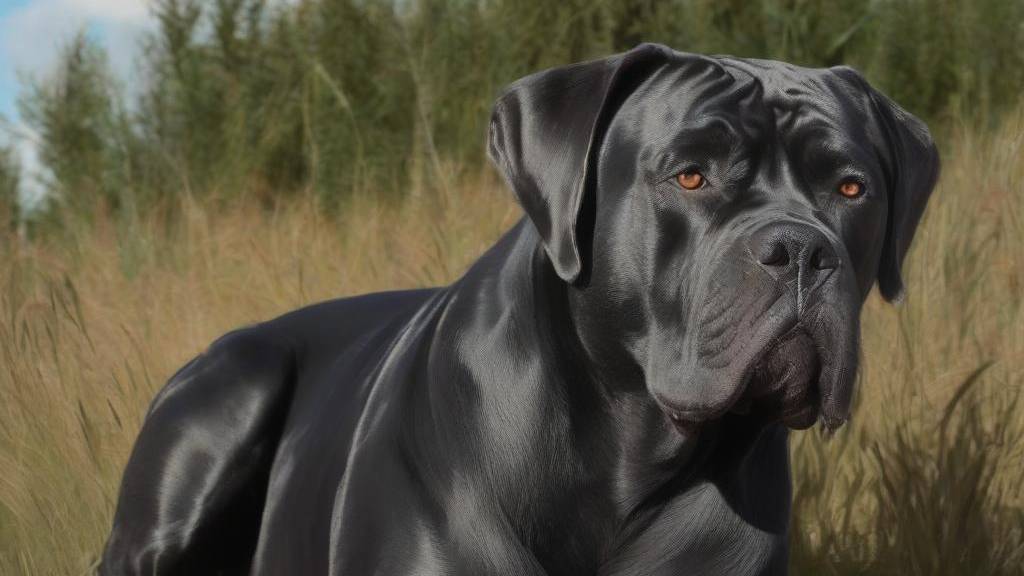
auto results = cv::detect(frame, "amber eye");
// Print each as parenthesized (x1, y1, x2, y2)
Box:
(838, 181, 863, 198)
(676, 171, 705, 190)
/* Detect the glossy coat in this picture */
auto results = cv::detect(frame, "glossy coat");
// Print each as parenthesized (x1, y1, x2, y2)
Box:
(100, 44, 938, 575)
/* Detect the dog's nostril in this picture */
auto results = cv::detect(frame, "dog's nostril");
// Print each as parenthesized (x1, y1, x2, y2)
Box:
(757, 242, 790, 268)
(811, 247, 839, 271)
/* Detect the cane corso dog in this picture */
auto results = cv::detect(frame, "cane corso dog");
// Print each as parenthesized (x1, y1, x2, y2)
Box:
(101, 43, 938, 575)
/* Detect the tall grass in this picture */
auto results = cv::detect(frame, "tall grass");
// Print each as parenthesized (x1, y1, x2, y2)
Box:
(2, 97, 1023, 573)
(0, 172, 519, 573)
(787, 107, 1024, 575)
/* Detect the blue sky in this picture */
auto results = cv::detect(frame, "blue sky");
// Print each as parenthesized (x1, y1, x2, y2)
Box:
(0, 0, 32, 121)
(0, 0, 26, 121)
(0, 0, 149, 119)
(0, 0, 151, 202)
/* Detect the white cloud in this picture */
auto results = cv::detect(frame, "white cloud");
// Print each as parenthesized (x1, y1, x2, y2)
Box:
(73, 0, 150, 23)
(1, 0, 294, 210)
(0, 0, 154, 208)
(1, 0, 152, 86)
(11, 121, 45, 210)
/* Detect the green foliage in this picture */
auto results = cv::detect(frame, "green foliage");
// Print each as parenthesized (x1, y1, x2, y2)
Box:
(15, 0, 1024, 219)
(18, 31, 137, 221)
(0, 143, 18, 230)
(852, 0, 1024, 125)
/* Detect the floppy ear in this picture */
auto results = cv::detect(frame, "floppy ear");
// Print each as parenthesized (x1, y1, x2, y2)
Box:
(488, 43, 670, 283)
(869, 90, 941, 302)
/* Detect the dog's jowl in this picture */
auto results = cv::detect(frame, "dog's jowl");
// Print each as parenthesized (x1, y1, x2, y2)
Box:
(101, 44, 938, 576)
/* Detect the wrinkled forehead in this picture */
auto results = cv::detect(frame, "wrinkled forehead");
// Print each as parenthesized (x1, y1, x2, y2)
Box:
(629, 54, 884, 149)
(722, 57, 879, 138)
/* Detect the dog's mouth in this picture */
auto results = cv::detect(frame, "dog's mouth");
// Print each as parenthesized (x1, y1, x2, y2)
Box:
(656, 280, 860, 435)
(732, 327, 823, 430)
(664, 326, 825, 433)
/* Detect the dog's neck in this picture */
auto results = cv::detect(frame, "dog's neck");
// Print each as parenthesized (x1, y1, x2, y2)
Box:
(413, 221, 786, 569)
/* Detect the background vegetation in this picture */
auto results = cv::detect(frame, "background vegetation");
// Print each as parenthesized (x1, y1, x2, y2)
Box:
(0, 0, 1022, 574)
(8, 0, 1024, 221)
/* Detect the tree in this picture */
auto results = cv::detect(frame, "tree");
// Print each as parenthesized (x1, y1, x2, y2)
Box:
(18, 30, 133, 217)
(0, 143, 19, 230)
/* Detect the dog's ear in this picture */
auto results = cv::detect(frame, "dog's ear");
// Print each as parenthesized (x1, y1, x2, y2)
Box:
(488, 43, 670, 283)
(838, 72, 941, 303)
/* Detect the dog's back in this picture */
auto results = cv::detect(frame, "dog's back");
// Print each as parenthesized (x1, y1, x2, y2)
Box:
(100, 288, 436, 574)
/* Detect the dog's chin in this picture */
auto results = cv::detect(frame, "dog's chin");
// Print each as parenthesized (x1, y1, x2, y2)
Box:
(731, 328, 823, 430)
(655, 301, 859, 435)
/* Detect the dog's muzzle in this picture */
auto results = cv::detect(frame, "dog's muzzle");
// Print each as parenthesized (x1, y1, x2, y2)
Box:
(656, 220, 860, 434)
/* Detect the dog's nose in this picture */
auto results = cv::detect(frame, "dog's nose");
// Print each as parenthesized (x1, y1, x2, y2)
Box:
(749, 223, 839, 296)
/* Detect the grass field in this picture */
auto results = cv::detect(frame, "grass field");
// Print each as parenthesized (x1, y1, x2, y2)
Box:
(1, 106, 1023, 574)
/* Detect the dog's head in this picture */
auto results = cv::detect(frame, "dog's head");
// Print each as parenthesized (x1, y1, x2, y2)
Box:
(489, 44, 938, 432)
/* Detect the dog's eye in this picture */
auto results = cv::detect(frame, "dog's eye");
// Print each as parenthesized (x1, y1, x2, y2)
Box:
(838, 181, 864, 199)
(676, 171, 705, 191)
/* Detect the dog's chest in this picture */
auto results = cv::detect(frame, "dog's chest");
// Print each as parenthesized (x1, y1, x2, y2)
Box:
(598, 481, 789, 576)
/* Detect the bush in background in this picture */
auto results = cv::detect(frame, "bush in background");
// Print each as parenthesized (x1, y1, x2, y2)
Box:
(6, 0, 1024, 222)
(0, 143, 18, 230)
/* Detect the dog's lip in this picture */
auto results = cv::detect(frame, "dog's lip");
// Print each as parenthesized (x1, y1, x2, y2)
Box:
(661, 387, 820, 432)
(666, 410, 702, 435)
(652, 320, 802, 427)
(656, 321, 831, 432)
(775, 374, 821, 430)
(654, 393, 726, 431)
(653, 390, 716, 435)
(743, 325, 825, 429)
(780, 400, 820, 430)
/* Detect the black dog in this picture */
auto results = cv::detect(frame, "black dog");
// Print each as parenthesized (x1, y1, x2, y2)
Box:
(101, 44, 938, 575)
